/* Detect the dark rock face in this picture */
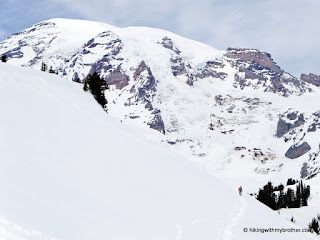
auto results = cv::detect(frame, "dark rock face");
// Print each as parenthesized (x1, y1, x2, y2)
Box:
(122, 61, 165, 134)
(131, 61, 165, 134)
(300, 149, 320, 179)
(308, 123, 317, 132)
(225, 48, 309, 96)
(148, 109, 165, 134)
(91, 55, 113, 73)
(196, 61, 228, 80)
(14, 22, 55, 36)
(300, 162, 309, 178)
(287, 112, 297, 120)
(225, 48, 281, 74)
(159, 36, 196, 86)
(239, 66, 267, 81)
(276, 119, 292, 138)
(171, 62, 187, 76)
(133, 60, 157, 101)
(77, 31, 126, 86)
(285, 142, 311, 159)
(276, 114, 305, 138)
(6, 48, 23, 59)
(267, 73, 306, 97)
(160, 37, 228, 86)
(72, 72, 80, 82)
(105, 65, 129, 90)
(301, 73, 320, 86)
(160, 36, 174, 50)
(160, 37, 180, 54)
(294, 114, 305, 127)
(144, 101, 153, 111)
(170, 55, 196, 86)
(126, 60, 157, 107)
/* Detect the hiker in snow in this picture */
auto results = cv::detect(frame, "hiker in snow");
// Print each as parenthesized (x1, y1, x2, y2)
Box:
(238, 186, 243, 196)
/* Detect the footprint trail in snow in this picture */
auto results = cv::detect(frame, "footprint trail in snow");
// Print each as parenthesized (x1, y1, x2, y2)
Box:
(221, 195, 247, 240)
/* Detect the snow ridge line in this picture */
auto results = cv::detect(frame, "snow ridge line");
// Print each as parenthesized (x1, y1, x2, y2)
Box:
(220, 195, 247, 240)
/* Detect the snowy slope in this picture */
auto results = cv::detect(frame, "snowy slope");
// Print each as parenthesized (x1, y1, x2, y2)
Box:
(0, 63, 316, 240)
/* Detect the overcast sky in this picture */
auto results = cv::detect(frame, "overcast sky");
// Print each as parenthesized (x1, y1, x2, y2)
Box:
(0, 0, 319, 77)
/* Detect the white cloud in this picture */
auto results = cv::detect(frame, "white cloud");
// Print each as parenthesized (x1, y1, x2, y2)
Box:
(2, 0, 320, 76)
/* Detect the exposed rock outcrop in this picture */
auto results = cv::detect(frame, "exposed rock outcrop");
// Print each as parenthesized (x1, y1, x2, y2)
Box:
(125, 61, 165, 134)
(225, 48, 309, 96)
(285, 142, 311, 159)
(287, 112, 297, 120)
(308, 123, 317, 132)
(300, 149, 320, 179)
(148, 109, 165, 134)
(130, 60, 157, 104)
(159, 36, 195, 86)
(276, 113, 305, 138)
(105, 65, 129, 89)
(159, 36, 180, 54)
(301, 73, 320, 87)
(225, 48, 281, 74)
(196, 61, 228, 80)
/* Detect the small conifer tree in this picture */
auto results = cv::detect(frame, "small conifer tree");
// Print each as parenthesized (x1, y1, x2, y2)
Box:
(309, 218, 320, 235)
(83, 72, 109, 109)
(1, 54, 7, 63)
(83, 79, 88, 92)
(41, 63, 47, 72)
(49, 66, 54, 73)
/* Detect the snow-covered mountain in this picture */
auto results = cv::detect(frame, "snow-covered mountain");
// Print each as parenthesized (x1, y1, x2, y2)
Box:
(1, 18, 320, 238)
(2, 18, 320, 182)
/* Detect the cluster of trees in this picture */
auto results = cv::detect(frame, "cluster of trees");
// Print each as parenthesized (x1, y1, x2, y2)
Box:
(1, 54, 6, 63)
(83, 72, 109, 110)
(256, 180, 310, 210)
(308, 215, 320, 235)
(41, 63, 58, 75)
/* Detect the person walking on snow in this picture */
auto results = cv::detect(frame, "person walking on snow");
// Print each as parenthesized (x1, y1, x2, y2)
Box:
(238, 186, 243, 196)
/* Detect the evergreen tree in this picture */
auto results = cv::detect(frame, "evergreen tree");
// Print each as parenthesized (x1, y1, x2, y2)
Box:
(256, 181, 277, 210)
(41, 62, 47, 72)
(309, 218, 320, 235)
(49, 66, 55, 74)
(257, 179, 310, 210)
(277, 189, 286, 209)
(302, 183, 310, 206)
(274, 184, 284, 191)
(1, 54, 7, 63)
(295, 182, 301, 208)
(285, 188, 295, 208)
(84, 72, 109, 109)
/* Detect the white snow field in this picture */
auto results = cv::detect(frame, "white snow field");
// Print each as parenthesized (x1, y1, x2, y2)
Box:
(0, 63, 316, 240)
